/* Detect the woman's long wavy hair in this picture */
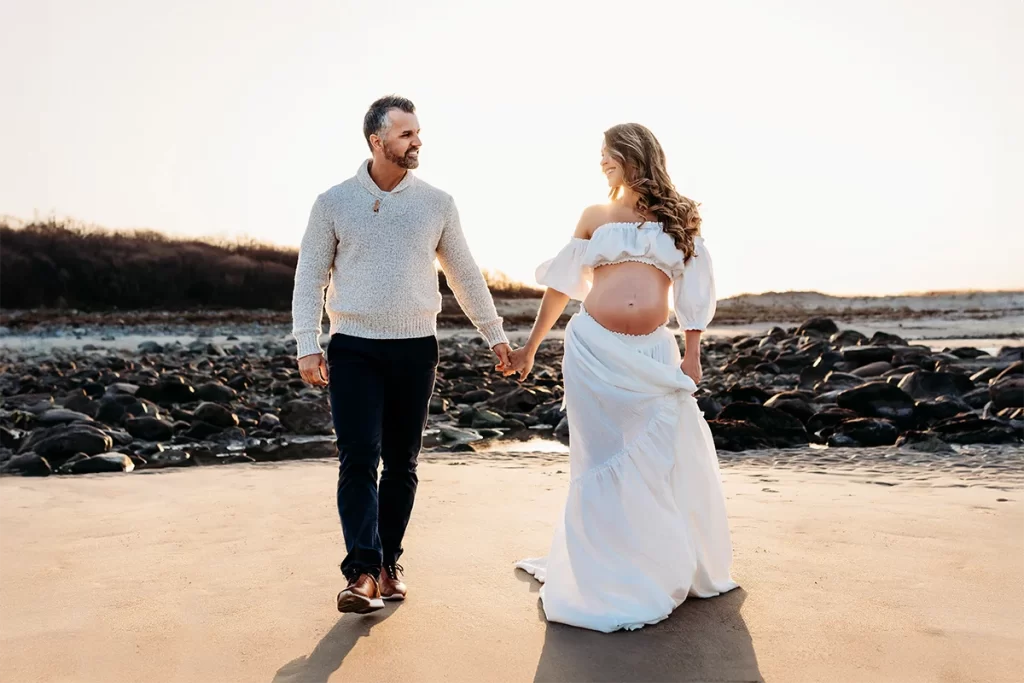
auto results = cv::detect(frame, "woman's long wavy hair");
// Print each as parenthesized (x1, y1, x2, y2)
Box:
(604, 123, 701, 261)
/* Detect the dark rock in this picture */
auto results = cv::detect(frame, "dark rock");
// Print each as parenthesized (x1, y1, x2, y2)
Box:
(462, 389, 494, 403)
(813, 351, 844, 372)
(989, 375, 1023, 411)
(471, 409, 505, 429)
(185, 421, 224, 440)
(554, 416, 570, 438)
(753, 362, 781, 375)
(62, 391, 96, 416)
(852, 361, 893, 378)
(998, 347, 1024, 361)
(124, 416, 175, 441)
(429, 395, 450, 415)
(799, 365, 829, 389)
(136, 377, 196, 406)
(870, 331, 907, 346)
(6, 452, 52, 476)
(970, 367, 1003, 384)
(279, 399, 333, 435)
(814, 371, 864, 394)
(696, 396, 723, 420)
(717, 403, 808, 447)
(796, 318, 839, 337)
(440, 426, 482, 443)
(95, 396, 130, 425)
(827, 418, 899, 447)
(894, 431, 955, 454)
(891, 347, 933, 368)
(949, 347, 989, 359)
(773, 352, 814, 373)
(930, 415, 1021, 444)
(205, 343, 227, 357)
(56, 452, 91, 474)
(718, 385, 773, 405)
(146, 450, 197, 468)
(209, 426, 247, 443)
(28, 425, 113, 462)
(763, 392, 816, 423)
(37, 409, 93, 425)
(68, 453, 135, 474)
(0, 427, 23, 450)
(830, 330, 869, 346)
(722, 355, 764, 373)
(836, 382, 915, 425)
(227, 375, 252, 392)
(106, 429, 133, 448)
(913, 396, 972, 425)
(732, 337, 761, 352)
(441, 364, 480, 380)
(489, 387, 546, 413)
(707, 419, 773, 451)
(194, 382, 237, 403)
(194, 402, 239, 428)
(104, 383, 139, 396)
(842, 346, 894, 366)
(995, 360, 1024, 382)
(806, 405, 864, 438)
(257, 413, 282, 431)
(897, 371, 974, 399)
(961, 387, 994, 409)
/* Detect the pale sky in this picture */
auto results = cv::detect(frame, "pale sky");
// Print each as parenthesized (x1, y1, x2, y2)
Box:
(2, 0, 1021, 297)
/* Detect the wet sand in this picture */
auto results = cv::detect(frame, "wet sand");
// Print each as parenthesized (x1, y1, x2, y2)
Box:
(1, 457, 1021, 683)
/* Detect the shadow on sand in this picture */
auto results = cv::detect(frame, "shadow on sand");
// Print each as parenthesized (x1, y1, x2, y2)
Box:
(520, 571, 763, 683)
(271, 607, 394, 683)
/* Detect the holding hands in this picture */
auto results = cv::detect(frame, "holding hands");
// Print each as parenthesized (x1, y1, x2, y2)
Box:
(505, 346, 536, 381)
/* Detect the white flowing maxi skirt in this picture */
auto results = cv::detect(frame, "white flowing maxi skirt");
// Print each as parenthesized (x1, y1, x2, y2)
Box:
(516, 306, 738, 632)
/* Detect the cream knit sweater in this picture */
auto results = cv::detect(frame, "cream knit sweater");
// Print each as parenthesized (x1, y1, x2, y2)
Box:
(291, 161, 508, 358)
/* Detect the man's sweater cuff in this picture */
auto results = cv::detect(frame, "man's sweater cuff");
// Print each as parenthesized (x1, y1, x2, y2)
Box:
(295, 332, 324, 359)
(478, 318, 509, 348)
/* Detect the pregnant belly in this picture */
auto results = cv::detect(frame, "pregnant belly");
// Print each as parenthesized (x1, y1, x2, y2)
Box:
(584, 262, 672, 335)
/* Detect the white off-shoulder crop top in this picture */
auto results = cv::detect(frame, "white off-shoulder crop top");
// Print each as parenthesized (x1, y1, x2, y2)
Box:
(534, 222, 716, 331)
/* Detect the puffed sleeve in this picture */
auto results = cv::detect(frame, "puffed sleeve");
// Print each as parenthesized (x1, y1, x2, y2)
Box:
(535, 238, 593, 301)
(672, 237, 717, 330)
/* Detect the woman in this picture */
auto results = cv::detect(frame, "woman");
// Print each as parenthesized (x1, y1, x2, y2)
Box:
(506, 123, 737, 633)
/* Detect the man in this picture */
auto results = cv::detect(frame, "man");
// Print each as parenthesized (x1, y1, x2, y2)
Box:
(292, 95, 512, 614)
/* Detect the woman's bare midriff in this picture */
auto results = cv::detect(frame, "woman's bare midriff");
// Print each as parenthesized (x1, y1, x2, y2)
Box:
(583, 261, 671, 335)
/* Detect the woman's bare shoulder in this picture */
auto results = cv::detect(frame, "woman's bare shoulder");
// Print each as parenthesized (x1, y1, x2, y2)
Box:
(573, 204, 612, 239)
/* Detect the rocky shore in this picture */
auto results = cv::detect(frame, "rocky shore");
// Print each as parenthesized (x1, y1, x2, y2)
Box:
(1, 316, 1021, 477)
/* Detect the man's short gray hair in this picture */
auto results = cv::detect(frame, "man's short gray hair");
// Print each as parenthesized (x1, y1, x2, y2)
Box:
(363, 95, 416, 151)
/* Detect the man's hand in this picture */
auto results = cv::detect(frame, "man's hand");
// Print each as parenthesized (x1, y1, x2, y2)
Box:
(298, 353, 328, 387)
(680, 352, 702, 384)
(492, 342, 512, 373)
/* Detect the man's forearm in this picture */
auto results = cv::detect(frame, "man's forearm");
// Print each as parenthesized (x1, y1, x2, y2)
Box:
(291, 194, 335, 358)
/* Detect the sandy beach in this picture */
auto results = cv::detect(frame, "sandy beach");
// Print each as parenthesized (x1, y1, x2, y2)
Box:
(1, 455, 1021, 683)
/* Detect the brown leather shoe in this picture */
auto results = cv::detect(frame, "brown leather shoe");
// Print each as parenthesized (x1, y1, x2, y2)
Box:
(380, 564, 407, 601)
(336, 573, 384, 614)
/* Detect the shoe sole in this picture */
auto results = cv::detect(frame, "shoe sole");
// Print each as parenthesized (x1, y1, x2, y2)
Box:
(337, 591, 385, 614)
(382, 592, 406, 602)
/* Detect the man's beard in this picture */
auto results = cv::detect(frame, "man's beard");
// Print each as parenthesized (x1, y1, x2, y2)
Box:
(383, 142, 419, 169)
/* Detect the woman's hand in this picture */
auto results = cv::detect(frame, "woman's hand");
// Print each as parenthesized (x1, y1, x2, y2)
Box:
(505, 346, 536, 381)
(680, 352, 702, 384)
